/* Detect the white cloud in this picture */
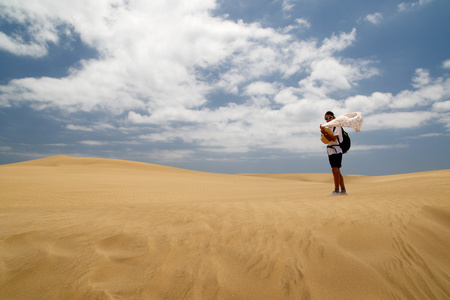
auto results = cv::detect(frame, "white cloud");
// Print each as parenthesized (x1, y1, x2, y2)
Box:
(398, 0, 433, 11)
(66, 123, 116, 132)
(281, 18, 311, 34)
(299, 57, 379, 96)
(66, 124, 94, 132)
(295, 18, 311, 30)
(0, 1, 66, 57)
(345, 92, 393, 115)
(412, 68, 431, 88)
(306, 58, 353, 92)
(0, 32, 49, 57)
(343, 69, 450, 131)
(274, 88, 300, 105)
(365, 12, 383, 25)
(363, 111, 437, 130)
(79, 140, 109, 146)
(443, 59, 450, 69)
(352, 144, 408, 151)
(407, 132, 448, 139)
(398, 3, 410, 12)
(45, 143, 68, 147)
(432, 101, 450, 112)
(0, 2, 365, 116)
(143, 149, 197, 162)
(244, 81, 278, 96)
(390, 70, 445, 109)
(1, 0, 450, 157)
(0, 1, 294, 112)
(320, 28, 357, 53)
(281, 0, 295, 12)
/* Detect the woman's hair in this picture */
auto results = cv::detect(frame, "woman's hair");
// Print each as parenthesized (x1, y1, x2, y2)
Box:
(325, 111, 335, 117)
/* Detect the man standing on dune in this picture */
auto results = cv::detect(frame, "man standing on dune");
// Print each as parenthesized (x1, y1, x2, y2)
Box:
(320, 111, 347, 196)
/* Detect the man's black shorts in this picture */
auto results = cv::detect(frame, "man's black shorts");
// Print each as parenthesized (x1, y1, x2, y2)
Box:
(328, 153, 342, 168)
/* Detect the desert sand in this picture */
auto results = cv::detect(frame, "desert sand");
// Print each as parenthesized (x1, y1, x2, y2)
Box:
(0, 155, 449, 300)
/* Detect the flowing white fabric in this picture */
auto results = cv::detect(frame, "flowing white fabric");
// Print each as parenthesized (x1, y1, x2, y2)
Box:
(322, 112, 363, 132)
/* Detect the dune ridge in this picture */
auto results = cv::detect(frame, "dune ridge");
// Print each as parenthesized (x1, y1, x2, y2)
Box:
(1, 155, 449, 299)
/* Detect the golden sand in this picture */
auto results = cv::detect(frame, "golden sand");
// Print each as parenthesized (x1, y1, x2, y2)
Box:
(1, 155, 449, 299)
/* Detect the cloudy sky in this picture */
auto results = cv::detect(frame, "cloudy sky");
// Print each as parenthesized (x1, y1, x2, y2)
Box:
(1, 0, 449, 175)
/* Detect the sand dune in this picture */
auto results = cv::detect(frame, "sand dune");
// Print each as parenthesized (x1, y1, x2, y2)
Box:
(0, 155, 449, 299)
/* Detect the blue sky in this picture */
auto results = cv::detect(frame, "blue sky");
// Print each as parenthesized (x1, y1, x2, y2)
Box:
(1, 0, 449, 175)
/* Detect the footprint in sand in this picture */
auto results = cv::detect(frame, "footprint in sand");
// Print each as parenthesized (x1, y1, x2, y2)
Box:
(95, 232, 149, 260)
